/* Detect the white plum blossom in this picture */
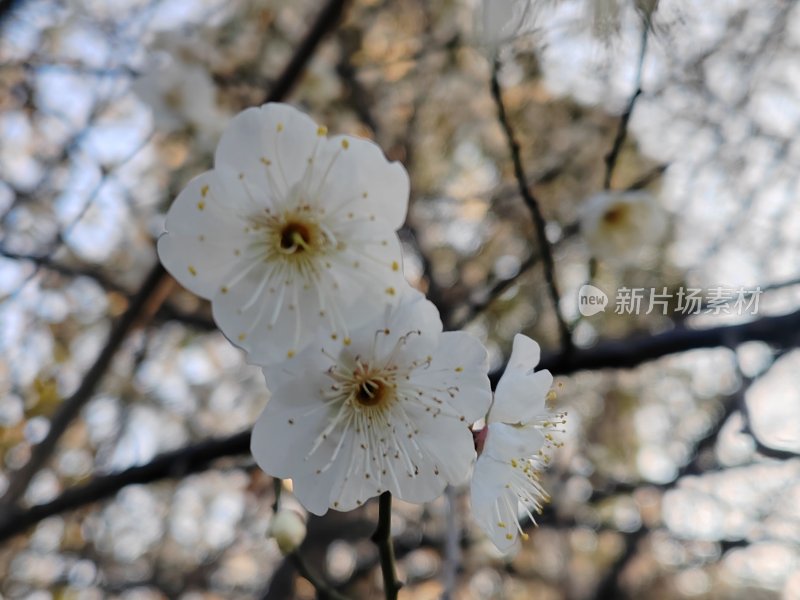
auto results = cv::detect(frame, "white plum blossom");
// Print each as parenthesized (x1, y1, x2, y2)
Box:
(579, 189, 666, 266)
(251, 289, 492, 516)
(132, 53, 227, 143)
(157, 103, 410, 365)
(470, 334, 563, 554)
(590, 0, 660, 39)
(478, 0, 540, 52)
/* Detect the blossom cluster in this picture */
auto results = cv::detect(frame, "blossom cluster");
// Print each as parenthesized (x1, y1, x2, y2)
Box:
(157, 102, 564, 554)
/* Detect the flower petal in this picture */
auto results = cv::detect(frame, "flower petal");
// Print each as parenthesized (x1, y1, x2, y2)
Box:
(157, 172, 247, 299)
(470, 456, 522, 554)
(215, 104, 320, 200)
(482, 422, 545, 464)
(308, 134, 409, 230)
(490, 369, 553, 425)
(414, 331, 492, 424)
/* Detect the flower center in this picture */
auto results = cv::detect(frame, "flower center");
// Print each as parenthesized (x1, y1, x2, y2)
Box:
(355, 377, 389, 407)
(279, 221, 313, 254)
(602, 204, 630, 226)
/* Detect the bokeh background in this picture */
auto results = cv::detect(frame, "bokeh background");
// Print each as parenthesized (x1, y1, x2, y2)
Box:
(1, 0, 800, 598)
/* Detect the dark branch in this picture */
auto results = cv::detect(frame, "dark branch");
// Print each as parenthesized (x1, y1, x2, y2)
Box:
(535, 307, 800, 377)
(372, 491, 401, 600)
(289, 552, 353, 600)
(449, 251, 540, 330)
(4, 308, 800, 542)
(591, 527, 648, 600)
(263, 0, 348, 104)
(604, 25, 649, 190)
(0, 431, 250, 541)
(0, 247, 129, 295)
(490, 60, 573, 354)
(0, 0, 20, 24)
(0, 263, 169, 508)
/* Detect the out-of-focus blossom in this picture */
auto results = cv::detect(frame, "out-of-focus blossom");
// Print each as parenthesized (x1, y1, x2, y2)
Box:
(132, 52, 227, 143)
(477, 0, 541, 52)
(157, 102, 410, 365)
(252, 289, 492, 515)
(269, 509, 307, 555)
(579, 189, 667, 266)
(470, 334, 563, 554)
(591, 0, 660, 39)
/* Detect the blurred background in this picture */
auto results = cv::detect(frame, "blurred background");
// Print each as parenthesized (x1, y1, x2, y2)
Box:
(1, 0, 799, 598)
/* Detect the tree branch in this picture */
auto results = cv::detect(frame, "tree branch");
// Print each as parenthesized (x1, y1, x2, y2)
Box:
(372, 491, 401, 600)
(490, 60, 573, 354)
(0, 431, 251, 541)
(263, 0, 348, 104)
(604, 25, 649, 190)
(289, 552, 353, 600)
(4, 308, 800, 543)
(0, 262, 169, 508)
(535, 308, 800, 377)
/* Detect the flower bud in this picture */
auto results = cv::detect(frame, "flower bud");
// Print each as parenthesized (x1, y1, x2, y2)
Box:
(269, 509, 307, 555)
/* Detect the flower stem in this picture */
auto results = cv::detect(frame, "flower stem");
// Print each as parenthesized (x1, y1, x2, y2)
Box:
(372, 491, 401, 600)
(272, 477, 282, 513)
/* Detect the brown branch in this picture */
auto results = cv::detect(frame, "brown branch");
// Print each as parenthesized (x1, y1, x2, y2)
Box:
(0, 431, 251, 541)
(490, 60, 573, 354)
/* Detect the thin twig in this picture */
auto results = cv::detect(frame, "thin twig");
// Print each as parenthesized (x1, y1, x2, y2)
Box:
(263, 0, 348, 104)
(591, 526, 648, 600)
(0, 247, 128, 295)
(371, 491, 401, 600)
(604, 25, 649, 190)
(448, 251, 540, 330)
(490, 60, 573, 354)
(289, 553, 353, 600)
(0, 262, 169, 508)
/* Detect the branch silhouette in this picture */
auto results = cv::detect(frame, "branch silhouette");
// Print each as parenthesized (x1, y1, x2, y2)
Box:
(3, 307, 799, 542)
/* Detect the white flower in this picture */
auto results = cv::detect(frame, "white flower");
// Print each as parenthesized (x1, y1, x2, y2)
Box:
(579, 189, 666, 266)
(157, 103, 410, 365)
(251, 289, 492, 516)
(478, 0, 540, 52)
(269, 509, 307, 555)
(132, 53, 226, 141)
(470, 334, 562, 554)
(590, 0, 622, 40)
(588, 0, 660, 40)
